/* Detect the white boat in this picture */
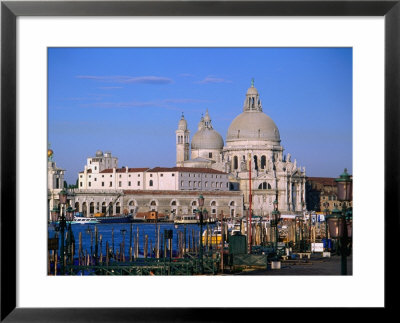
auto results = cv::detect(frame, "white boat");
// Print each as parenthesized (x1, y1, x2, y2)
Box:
(71, 216, 99, 224)
(174, 215, 199, 224)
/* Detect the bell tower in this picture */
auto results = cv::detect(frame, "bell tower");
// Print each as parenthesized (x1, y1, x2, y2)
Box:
(176, 113, 190, 166)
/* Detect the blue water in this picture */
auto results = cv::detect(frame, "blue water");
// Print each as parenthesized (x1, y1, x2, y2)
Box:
(48, 222, 217, 259)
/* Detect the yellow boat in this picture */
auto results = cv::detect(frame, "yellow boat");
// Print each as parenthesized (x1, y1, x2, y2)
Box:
(202, 227, 222, 245)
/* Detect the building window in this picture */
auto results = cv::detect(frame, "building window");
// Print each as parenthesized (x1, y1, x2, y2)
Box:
(80, 182, 82, 187)
(89, 175, 91, 178)
(102, 175, 104, 178)
(160, 174, 163, 177)
(209, 152, 212, 158)
(233, 156, 238, 170)
(88, 182, 91, 187)
(102, 182, 104, 187)
(181, 181, 184, 186)
(109, 182, 112, 187)
(129, 174, 131, 177)
(128, 181, 131, 186)
(205, 182, 208, 187)
(119, 174, 121, 178)
(172, 174, 175, 177)
(110, 175, 112, 177)
(80, 175, 82, 178)
(188, 181, 191, 187)
(94, 178, 97, 181)
(137, 181, 140, 186)
(150, 174, 153, 177)
(149, 180, 153, 187)
(138, 174, 140, 177)
(95, 166, 97, 170)
(119, 181, 122, 187)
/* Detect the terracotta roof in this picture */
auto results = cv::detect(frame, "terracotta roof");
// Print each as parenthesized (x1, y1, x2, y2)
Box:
(123, 190, 241, 196)
(147, 167, 228, 175)
(79, 169, 92, 174)
(99, 168, 149, 173)
(306, 177, 336, 186)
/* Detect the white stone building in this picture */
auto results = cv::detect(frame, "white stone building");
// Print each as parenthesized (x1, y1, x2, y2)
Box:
(69, 151, 240, 219)
(177, 81, 307, 216)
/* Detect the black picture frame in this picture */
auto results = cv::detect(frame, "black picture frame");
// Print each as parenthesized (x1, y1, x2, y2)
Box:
(1, 0, 398, 321)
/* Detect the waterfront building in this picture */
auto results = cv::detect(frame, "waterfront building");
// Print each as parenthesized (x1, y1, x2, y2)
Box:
(177, 81, 307, 216)
(306, 176, 353, 212)
(47, 148, 65, 215)
(68, 150, 240, 220)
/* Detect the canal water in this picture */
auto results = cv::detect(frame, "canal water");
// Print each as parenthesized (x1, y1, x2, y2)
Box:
(48, 222, 217, 259)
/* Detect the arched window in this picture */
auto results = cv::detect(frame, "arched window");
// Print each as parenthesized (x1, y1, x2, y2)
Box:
(192, 201, 197, 206)
(261, 155, 266, 169)
(89, 202, 94, 214)
(150, 200, 157, 206)
(82, 202, 87, 216)
(211, 201, 216, 206)
(129, 201, 135, 206)
(230, 201, 235, 206)
(149, 180, 153, 187)
(254, 155, 258, 170)
(171, 200, 177, 206)
(258, 182, 272, 190)
(233, 156, 238, 170)
(116, 202, 121, 214)
(102, 202, 107, 213)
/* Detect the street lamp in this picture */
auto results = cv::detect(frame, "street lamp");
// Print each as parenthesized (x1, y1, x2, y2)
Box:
(52, 189, 69, 274)
(326, 168, 353, 275)
(197, 194, 205, 274)
(271, 200, 281, 258)
(203, 209, 209, 250)
(323, 201, 330, 251)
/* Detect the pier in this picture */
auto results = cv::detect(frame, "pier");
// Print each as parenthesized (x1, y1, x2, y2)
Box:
(48, 213, 349, 275)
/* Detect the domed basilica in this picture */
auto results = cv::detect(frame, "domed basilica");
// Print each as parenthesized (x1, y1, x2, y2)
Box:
(176, 81, 306, 215)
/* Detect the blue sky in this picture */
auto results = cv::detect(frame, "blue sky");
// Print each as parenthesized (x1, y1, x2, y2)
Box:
(48, 48, 352, 185)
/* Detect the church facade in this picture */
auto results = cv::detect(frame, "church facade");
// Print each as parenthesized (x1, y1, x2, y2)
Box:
(48, 81, 306, 220)
(176, 81, 307, 216)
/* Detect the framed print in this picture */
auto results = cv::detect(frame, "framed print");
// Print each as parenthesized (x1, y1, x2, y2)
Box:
(1, 0, 398, 321)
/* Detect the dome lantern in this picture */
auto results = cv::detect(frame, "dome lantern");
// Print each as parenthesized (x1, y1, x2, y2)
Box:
(243, 79, 262, 112)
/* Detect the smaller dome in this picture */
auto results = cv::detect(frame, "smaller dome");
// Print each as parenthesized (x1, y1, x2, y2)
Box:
(96, 150, 104, 157)
(178, 114, 188, 130)
(191, 129, 224, 150)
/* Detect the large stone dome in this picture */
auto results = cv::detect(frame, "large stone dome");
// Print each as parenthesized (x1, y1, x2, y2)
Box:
(191, 128, 224, 150)
(226, 111, 280, 143)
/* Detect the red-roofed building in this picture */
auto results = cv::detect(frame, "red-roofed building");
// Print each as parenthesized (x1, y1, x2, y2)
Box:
(306, 176, 353, 212)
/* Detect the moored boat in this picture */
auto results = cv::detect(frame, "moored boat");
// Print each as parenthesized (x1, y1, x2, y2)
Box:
(71, 216, 99, 224)
(174, 215, 199, 224)
(95, 214, 135, 224)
